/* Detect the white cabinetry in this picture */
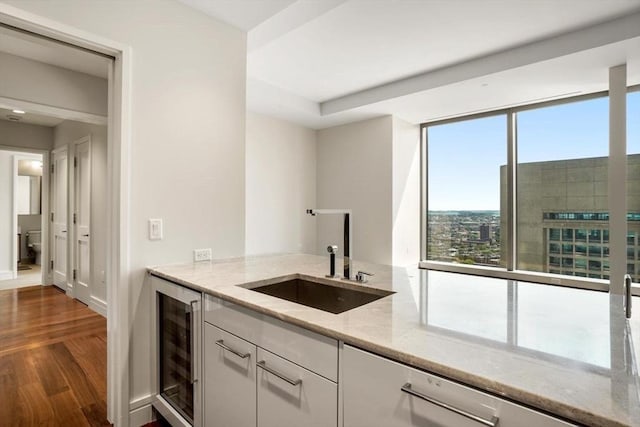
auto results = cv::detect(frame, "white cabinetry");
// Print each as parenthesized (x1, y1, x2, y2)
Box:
(204, 324, 256, 427)
(256, 348, 337, 427)
(203, 295, 338, 427)
(343, 345, 576, 427)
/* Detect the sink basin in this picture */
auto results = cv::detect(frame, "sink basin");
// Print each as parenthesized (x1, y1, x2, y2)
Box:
(243, 278, 394, 314)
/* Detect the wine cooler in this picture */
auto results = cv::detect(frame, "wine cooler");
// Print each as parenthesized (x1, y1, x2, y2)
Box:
(151, 275, 202, 427)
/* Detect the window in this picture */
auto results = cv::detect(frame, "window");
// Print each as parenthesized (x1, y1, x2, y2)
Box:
(422, 88, 639, 291)
(517, 97, 608, 279)
(426, 115, 506, 267)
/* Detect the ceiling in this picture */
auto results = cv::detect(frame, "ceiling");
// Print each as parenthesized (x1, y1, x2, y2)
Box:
(0, 25, 110, 78)
(181, 0, 640, 129)
(0, 107, 63, 127)
(0, 25, 109, 127)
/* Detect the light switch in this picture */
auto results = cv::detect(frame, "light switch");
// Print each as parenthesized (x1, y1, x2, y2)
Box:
(149, 218, 163, 240)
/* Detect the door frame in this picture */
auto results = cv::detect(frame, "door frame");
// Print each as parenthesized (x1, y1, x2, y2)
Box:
(8, 149, 48, 283)
(0, 5, 132, 426)
(71, 135, 92, 307)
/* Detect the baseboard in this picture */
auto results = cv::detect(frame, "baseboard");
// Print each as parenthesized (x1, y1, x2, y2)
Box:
(130, 395, 154, 427)
(89, 295, 107, 317)
(0, 270, 15, 280)
(66, 282, 74, 296)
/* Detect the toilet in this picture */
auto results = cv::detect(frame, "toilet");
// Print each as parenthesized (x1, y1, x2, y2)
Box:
(26, 230, 42, 265)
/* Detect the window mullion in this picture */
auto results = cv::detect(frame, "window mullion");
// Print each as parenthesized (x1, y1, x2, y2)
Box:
(608, 65, 628, 295)
(507, 112, 517, 271)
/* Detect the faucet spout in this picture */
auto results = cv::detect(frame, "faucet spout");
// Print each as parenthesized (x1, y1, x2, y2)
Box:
(307, 208, 353, 280)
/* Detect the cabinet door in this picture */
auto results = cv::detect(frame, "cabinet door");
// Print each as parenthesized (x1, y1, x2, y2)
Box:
(257, 348, 337, 427)
(343, 345, 575, 427)
(204, 324, 256, 427)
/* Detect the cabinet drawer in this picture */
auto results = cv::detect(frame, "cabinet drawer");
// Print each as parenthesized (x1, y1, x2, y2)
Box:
(204, 294, 338, 381)
(257, 348, 337, 427)
(343, 345, 576, 427)
(204, 324, 256, 427)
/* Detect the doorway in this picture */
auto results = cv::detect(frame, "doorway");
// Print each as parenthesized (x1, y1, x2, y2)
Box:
(0, 9, 129, 424)
(0, 147, 46, 291)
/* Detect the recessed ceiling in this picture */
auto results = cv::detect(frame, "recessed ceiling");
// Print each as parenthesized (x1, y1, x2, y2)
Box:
(0, 107, 63, 127)
(185, 0, 640, 129)
(0, 25, 110, 78)
(178, 0, 295, 31)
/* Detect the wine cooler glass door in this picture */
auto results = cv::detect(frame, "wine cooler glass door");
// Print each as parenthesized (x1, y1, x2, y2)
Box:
(152, 275, 201, 427)
(159, 293, 194, 423)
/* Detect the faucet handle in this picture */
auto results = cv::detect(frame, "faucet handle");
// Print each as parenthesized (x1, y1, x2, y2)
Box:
(355, 271, 374, 283)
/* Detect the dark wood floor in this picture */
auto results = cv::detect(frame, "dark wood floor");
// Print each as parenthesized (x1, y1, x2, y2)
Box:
(0, 285, 110, 426)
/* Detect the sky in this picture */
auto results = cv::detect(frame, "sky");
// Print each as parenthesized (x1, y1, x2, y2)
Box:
(428, 92, 640, 211)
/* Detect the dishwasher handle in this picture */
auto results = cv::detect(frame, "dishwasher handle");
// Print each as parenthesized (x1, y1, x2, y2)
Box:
(401, 382, 499, 427)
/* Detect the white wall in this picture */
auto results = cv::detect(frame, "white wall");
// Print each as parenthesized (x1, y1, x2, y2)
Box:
(317, 116, 393, 265)
(392, 117, 420, 266)
(315, 115, 421, 267)
(53, 120, 108, 309)
(0, 119, 53, 151)
(246, 112, 317, 255)
(4, 0, 247, 417)
(0, 51, 108, 116)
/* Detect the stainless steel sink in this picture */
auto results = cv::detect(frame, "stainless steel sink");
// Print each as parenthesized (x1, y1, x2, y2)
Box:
(242, 278, 394, 314)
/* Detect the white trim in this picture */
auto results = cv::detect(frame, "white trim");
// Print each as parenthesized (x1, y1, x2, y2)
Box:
(0, 270, 13, 280)
(90, 295, 107, 317)
(0, 6, 132, 426)
(0, 96, 107, 126)
(129, 396, 154, 427)
(129, 394, 154, 411)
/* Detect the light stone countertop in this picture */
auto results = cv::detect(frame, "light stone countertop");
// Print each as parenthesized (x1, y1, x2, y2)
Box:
(148, 253, 640, 427)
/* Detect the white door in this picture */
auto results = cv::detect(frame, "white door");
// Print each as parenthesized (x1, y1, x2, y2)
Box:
(51, 147, 68, 290)
(74, 137, 91, 305)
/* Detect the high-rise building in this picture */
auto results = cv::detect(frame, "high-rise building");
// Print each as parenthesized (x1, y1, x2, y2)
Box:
(500, 154, 640, 282)
(480, 224, 492, 241)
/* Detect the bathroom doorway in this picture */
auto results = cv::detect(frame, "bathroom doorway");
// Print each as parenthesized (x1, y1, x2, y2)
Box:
(0, 147, 46, 290)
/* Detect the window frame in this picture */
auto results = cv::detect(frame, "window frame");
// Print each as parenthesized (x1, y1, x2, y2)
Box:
(419, 85, 640, 296)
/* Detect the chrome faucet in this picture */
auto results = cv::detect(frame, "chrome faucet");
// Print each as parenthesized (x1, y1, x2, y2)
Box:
(307, 209, 352, 280)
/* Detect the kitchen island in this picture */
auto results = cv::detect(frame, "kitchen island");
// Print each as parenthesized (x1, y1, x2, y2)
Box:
(149, 253, 640, 427)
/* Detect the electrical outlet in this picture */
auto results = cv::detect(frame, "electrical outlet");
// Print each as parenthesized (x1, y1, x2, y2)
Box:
(194, 248, 212, 262)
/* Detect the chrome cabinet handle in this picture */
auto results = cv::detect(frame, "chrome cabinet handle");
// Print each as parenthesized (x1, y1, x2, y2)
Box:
(257, 360, 301, 386)
(401, 383, 498, 427)
(189, 300, 198, 384)
(625, 274, 632, 319)
(215, 339, 250, 359)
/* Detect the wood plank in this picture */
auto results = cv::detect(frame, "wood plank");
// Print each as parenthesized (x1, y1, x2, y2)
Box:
(0, 285, 110, 425)
(50, 390, 90, 427)
(0, 356, 18, 422)
(82, 400, 111, 427)
(15, 381, 56, 426)
(50, 342, 101, 407)
(32, 345, 70, 396)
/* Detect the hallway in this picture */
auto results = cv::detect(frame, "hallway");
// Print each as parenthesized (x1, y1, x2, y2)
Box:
(0, 285, 109, 426)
